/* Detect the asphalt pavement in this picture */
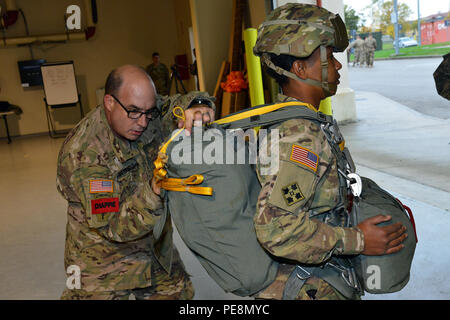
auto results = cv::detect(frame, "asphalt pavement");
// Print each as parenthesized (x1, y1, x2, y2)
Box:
(348, 57, 450, 119)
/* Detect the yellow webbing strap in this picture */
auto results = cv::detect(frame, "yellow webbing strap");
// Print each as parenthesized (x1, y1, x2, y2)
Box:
(213, 101, 317, 125)
(154, 106, 186, 181)
(339, 141, 345, 151)
(153, 106, 213, 195)
(161, 174, 213, 196)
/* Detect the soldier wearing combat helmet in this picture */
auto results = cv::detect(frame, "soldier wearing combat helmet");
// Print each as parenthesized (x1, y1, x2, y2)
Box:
(252, 3, 407, 300)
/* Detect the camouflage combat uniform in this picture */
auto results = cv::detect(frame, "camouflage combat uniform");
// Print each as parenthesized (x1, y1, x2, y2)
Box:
(57, 92, 211, 300)
(349, 38, 365, 67)
(146, 63, 170, 96)
(253, 94, 365, 300)
(364, 37, 377, 67)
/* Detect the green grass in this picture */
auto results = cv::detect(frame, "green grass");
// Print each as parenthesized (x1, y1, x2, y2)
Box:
(383, 43, 394, 50)
(349, 42, 450, 61)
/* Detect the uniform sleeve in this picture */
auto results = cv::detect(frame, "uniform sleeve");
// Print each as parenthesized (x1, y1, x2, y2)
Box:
(57, 148, 163, 243)
(254, 119, 364, 264)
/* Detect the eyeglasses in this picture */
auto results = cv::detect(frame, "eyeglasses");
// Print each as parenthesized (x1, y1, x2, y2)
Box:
(111, 94, 160, 120)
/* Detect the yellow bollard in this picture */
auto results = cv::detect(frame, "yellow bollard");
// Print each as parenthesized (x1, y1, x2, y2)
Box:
(243, 28, 265, 107)
(319, 97, 332, 115)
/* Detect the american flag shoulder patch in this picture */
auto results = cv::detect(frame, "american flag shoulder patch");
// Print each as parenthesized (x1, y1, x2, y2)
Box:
(289, 144, 319, 172)
(89, 179, 114, 193)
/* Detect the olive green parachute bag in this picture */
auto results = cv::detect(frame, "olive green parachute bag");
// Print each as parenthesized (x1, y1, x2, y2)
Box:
(349, 177, 417, 294)
(162, 128, 275, 296)
(153, 103, 417, 297)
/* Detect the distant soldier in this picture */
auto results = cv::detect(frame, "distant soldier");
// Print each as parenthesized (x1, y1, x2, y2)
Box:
(348, 35, 365, 67)
(364, 33, 377, 68)
(146, 52, 170, 96)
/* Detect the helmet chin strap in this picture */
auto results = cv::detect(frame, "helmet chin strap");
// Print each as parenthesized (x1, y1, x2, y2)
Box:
(262, 46, 336, 97)
(319, 45, 334, 97)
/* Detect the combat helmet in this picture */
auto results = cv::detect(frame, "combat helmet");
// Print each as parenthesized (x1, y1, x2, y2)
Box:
(254, 3, 349, 96)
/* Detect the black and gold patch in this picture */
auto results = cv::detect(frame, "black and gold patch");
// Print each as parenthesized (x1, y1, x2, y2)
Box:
(282, 183, 305, 206)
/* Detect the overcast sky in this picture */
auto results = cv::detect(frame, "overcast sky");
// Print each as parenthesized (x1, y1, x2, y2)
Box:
(344, 0, 450, 21)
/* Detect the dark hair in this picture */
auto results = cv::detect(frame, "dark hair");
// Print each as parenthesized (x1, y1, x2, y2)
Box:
(104, 68, 123, 96)
(152, 52, 159, 57)
(264, 53, 299, 87)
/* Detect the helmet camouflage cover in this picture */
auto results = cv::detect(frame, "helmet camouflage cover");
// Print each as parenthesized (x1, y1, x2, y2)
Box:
(254, 3, 348, 58)
(254, 3, 349, 95)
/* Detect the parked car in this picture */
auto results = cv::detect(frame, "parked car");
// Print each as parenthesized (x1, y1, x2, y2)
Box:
(398, 37, 418, 48)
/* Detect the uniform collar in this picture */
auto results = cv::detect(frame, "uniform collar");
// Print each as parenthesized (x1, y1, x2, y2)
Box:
(276, 94, 318, 112)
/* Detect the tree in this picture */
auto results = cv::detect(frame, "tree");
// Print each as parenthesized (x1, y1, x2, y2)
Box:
(367, 0, 413, 37)
(344, 5, 360, 34)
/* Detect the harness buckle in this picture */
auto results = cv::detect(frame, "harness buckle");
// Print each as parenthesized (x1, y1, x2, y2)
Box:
(347, 173, 362, 197)
(326, 261, 360, 290)
(338, 169, 362, 197)
(295, 265, 312, 280)
(318, 112, 327, 121)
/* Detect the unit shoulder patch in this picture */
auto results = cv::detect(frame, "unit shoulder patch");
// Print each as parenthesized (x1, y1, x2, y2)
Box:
(282, 183, 305, 206)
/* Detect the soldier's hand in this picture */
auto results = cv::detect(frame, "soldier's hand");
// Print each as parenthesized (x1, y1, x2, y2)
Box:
(357, 214, 408, 256)
(179, 105, 215, 136)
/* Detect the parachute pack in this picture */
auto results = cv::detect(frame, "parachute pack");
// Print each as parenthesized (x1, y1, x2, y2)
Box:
(153, 102, 417, 298)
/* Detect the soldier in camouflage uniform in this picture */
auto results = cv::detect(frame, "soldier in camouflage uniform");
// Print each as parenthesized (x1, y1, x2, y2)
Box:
(146, 52, 170, 96)
(57, 65, 214, 300)
(433, 53, 450, 100)
(364, 33, 377, 68)
(348, 35, 365, 67)
(252, 3, 407, 300)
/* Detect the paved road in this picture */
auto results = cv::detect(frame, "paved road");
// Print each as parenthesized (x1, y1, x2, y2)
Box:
(348, 57, 450, 119)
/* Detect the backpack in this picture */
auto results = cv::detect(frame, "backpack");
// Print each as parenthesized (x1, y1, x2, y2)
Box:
(154, 102, 417, 297)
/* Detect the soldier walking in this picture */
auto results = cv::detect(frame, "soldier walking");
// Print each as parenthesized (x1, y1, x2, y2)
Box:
(348, 35, 365, 67)
(364, 33, 377, 68)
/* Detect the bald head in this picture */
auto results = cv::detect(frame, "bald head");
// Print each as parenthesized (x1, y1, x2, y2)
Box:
(103, 65, 158, 141)
(105, 64, 155, 97)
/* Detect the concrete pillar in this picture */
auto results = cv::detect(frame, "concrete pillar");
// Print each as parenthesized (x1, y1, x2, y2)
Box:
(275, 0, 357, 123)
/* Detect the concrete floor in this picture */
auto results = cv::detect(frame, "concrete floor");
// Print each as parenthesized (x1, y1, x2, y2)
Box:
(1, 89, 449, 299)
(0, 136, 67, 299)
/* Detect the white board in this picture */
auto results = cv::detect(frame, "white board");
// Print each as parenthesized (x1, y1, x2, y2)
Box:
(41, 62, 78, 105)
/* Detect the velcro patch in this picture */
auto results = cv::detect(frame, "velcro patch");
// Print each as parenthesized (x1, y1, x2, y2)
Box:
(282, 183, 305, 206)
(89, 179, 114, 193)
(91, 197, 119, 214)
(290, 145, 319, 172)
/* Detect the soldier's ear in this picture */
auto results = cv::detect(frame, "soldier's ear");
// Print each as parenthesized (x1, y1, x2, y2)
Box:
(104, 94, 114, 112)
(291, 60, 308, 80)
